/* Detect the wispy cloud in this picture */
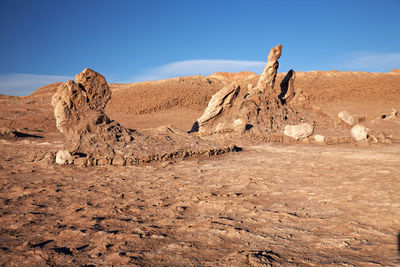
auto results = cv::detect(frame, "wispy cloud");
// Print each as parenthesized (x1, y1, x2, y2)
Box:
(128, 59, 266, 83)
(0, 73, 72, 96)
(338, 51, 400, 72)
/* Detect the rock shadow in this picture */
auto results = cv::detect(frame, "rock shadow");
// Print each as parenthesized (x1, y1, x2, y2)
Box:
(278, 69, 294, 104)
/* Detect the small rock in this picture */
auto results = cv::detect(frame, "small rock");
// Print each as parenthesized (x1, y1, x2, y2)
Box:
(338, 111, 354, 125)
(55, 150, 72, 165)
(112, 155, 125, 166)
(351, 124, 368, 141)
(314, 134, 325, 143)
(284, 123, 313, 140)
(233, 119, 246, 133)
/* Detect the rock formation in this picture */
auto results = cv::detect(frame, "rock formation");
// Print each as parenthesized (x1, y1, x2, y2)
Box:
(193, 44, 306, 140)
(52, 68, 236, 166)
(51, 68, 133, 159)
(196, 83, 240, 128)
(254, 44, 282, 94)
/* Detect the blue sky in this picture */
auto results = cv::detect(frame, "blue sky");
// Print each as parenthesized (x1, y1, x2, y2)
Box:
(1, 0, 399, 96)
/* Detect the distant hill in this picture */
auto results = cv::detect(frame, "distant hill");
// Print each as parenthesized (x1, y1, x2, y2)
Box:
(24, 70, 400, 116)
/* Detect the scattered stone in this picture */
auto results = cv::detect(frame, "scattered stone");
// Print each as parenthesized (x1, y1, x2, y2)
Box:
(314, 134, 325, 143)
(351, 124, 368, 141)
(338, 111, 354, 126)
(55, 150, 72, 165)
(284, 123, 314, 140)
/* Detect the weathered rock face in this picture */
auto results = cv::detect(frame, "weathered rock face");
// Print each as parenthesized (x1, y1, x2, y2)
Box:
(278, 70, 309, 107)
(197, 83, 240, 127)
(254, 44, 282, 94)
(193, 44, 305, 140)
(338, 111, 355, 126)
(51, 68, 133, 158)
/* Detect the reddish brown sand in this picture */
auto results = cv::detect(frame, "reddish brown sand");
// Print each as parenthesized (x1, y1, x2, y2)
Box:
(0, 70, 400, 265)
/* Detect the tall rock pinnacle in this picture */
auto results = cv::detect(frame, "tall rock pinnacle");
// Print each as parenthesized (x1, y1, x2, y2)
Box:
(254, 44, 282, 94)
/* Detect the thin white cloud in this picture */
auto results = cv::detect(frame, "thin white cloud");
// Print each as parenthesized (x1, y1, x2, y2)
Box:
(0, 73, 72, 96)
(129, 59, 266, 82)
(338, 51, 400, 72)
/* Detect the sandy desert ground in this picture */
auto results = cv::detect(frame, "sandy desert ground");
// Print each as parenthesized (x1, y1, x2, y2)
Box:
(1, 69, 400, 266)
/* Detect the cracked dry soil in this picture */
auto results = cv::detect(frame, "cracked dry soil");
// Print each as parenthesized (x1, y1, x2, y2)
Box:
(1, 139, 399, 266)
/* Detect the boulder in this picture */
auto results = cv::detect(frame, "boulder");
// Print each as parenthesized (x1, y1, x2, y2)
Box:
(314, 134, 325, 143)
(351, 124, 368, 141)
(338, 111, 354, 126)
(55, 150, 72, 165)
(233, 119, 246, 133)
(284, 123, 314, 140)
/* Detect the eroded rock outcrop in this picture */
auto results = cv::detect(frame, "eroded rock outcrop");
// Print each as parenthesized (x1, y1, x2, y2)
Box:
(51, 68, 133, 159)
(254, 44, 282, 94)
(192, 44, 306, 140)
(52, 68, 236, 166)
(197, 83, 240, 128)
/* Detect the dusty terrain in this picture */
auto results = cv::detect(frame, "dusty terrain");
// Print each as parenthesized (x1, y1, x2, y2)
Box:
(1, 68, 400, 265)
